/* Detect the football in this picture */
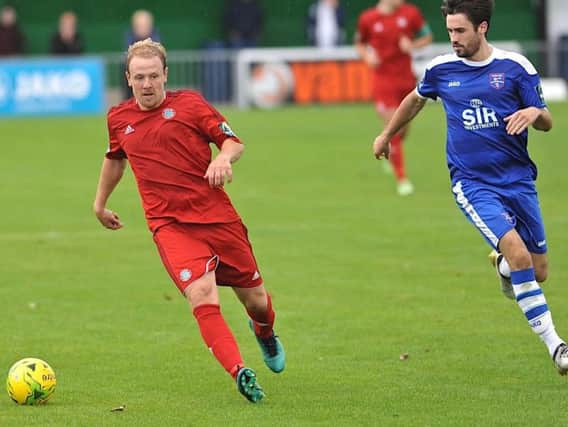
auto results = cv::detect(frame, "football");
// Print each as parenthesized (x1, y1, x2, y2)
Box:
(6, 358, 56, 405)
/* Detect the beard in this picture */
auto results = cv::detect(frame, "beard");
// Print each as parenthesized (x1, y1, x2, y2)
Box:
(453, 36, 482, 59)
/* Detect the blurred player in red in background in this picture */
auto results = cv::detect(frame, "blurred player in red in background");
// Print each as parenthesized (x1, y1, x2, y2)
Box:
(356, 0, 432, 196)
(93, 39, 285, 403)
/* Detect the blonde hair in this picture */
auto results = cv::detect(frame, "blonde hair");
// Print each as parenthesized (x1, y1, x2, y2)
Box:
(126, 38, 167, 72)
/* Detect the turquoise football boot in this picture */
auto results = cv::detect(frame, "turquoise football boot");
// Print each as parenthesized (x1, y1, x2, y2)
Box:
(236, 367, 265, 403)
(249, 320, 286, 373)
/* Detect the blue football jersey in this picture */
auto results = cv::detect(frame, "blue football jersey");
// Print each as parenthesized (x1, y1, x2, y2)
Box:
(416, 47, 547, 186)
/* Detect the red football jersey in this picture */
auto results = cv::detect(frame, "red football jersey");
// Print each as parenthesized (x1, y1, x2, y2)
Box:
(106, 90, 241, 232)
(357, 3, 426, 84)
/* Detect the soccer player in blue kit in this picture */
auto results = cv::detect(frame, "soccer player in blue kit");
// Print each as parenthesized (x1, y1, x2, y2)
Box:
(373, 0, 568, 374)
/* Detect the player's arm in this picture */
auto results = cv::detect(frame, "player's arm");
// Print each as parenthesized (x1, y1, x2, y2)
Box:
(400, 7, 433, 53)
(400, 31, 433, 53)
(373, 90, 427, 159)
(400, 26, 432, 53)
(412, 32, 433, 50)
(532, 108, 553, 131)
(504, 107, 552, 135)
(204, 139, 244, 188)
(354, 18, 378, 67)
(355, 39, 378, 67)
(93, 157, 127, 230)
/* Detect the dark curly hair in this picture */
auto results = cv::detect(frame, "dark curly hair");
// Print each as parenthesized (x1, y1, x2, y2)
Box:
(441, 0, 494, 31)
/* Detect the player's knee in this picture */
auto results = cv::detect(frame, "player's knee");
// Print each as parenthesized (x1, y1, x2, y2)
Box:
(241, 286, 268, 314)
(185, 272, 218, 307)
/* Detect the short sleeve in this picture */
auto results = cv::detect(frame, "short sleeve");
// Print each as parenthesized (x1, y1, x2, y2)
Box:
(193, 94, 242, 149)
(518, 69, 547, 110)
(409, 6, 431, 38)
(105, 114, 127, 160)
(416, 66, 438, 100)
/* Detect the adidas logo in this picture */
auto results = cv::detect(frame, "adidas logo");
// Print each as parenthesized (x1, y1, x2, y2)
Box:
(124, 125, 135, 135)
(252, 271, 260, 280)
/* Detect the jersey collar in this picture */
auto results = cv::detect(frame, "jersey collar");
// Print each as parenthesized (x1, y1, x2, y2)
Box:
(460, 45, 497, 67)
(135, 92, 168, 112)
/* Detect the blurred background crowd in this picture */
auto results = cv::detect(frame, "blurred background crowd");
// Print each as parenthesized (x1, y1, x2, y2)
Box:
(0, 0, 352, 57)
(0, 0, 565, 107)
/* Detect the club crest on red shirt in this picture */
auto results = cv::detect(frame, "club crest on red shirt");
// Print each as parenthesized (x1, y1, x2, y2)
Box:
(162, 108, 176, 119)
(179, 269, 192, 282)
(489, 73, 505, 89)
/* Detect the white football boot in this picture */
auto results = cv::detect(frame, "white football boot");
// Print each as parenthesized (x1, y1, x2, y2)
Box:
(488, 250, 514, 300)
(553, 343, 568, 375)
(397, 179, 414, 196)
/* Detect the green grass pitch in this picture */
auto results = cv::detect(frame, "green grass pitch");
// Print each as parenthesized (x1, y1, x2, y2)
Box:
(1, 102, 567, 426)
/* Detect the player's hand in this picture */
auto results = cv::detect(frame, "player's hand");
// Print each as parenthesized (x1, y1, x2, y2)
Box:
(399, 36, 413, 54)
(373, 135, 391, 160)
(94, 208, 124, 230)
(504, 107, 541, 135)
(363, 50, 380, 68)
(204, 154, 233, 188)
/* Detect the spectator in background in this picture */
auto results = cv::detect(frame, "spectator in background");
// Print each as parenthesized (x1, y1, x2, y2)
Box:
(306, 0, 346, 48)
(125, 9, 160, 47)
(223, 0, 263, 48)
(122, 10, 161, 99)
(50, 11, 83, 55)
(0, 4, 25, 56)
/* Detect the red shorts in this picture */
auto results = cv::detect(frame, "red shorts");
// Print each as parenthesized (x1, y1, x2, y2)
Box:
(153, 221, 263, 294)
(372, 75, 416, 113)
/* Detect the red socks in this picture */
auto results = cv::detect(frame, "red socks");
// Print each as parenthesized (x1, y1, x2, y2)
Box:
(193, 304, 243, 379)
(247, 293, 276, 339)
(192, 295, 276, 378)
(389, 133, 406, 181)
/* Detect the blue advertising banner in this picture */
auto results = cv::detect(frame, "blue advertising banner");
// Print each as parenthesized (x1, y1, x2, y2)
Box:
(0, 57, 105, 117)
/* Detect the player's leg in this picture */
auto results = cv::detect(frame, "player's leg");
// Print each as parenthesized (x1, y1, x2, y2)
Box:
(498, 230, 567, 373)
(233, 285, 273, 338)
(531, 253, 549, 283)
(233, 285, 285, 373)
(374, 81, 414, 195)
(490, 251, 547, 297)
(185, 271, 244, 378)
(505, 182, 568, 372)
(212, 221, 286, 373)
(488, 249, 514, 299)
(453, 181, 568, 373)
(506, 180, 550, 285)
(153, 224, 264, 401)
(376, 103, 413, 195)
(186, 272, 265, 401)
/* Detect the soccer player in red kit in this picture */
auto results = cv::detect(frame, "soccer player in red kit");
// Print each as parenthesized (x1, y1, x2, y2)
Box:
(93, 39, 285, 403)
(356, 0, 432, 196)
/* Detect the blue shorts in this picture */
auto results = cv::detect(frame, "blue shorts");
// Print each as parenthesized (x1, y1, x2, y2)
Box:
(452, 179, 547, 254)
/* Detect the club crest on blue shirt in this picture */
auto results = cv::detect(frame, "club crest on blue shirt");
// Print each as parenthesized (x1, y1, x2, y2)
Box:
(162, 108, 176, 119)
(501, 211, 515, 225)
(489, 73, 505, 90)
(219, 121, 236, 137)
